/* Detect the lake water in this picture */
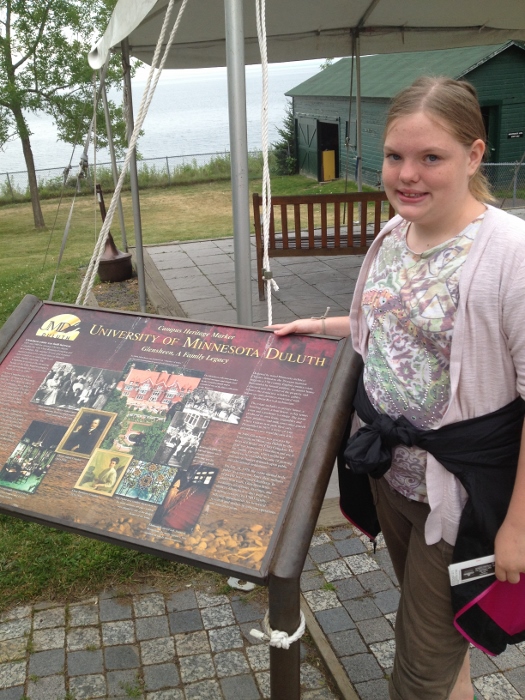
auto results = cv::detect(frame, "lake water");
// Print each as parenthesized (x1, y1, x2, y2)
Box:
(0, 60, 320, 176)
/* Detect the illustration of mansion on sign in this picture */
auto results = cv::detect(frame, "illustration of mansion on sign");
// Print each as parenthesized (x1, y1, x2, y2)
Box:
(117, 367, 201, 414)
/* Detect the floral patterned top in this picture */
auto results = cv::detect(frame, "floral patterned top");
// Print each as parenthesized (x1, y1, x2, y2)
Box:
(362, 217, 483, 501)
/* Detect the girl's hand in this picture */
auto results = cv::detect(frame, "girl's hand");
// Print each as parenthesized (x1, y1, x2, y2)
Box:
(494, 517, 525, 584)
(267, 319, 323, 336)
(267, 316, 351, 338)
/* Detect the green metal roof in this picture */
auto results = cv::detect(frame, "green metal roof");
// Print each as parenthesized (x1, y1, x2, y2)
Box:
(286, 42, 525, 98)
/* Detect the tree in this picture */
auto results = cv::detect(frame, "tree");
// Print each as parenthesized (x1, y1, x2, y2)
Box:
(272, 99, 297, 176)
(320, 58, 334, 70)
(0, 0, 128, 228)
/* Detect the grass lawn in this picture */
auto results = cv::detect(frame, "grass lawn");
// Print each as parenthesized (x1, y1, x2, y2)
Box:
(0, 174, 361, 610)
(0, 175, 360, 326)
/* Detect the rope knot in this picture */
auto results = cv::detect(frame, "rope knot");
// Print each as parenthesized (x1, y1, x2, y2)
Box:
(250, 610, 306, 649)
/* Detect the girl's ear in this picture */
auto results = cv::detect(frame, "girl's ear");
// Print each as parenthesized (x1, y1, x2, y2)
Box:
(468, 138, 486, 175)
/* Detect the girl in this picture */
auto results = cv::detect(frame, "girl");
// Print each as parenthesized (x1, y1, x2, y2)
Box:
(271, 77, 525, 700)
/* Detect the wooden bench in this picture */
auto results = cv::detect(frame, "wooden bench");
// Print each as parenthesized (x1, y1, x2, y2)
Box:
(253, 191, 394, 299)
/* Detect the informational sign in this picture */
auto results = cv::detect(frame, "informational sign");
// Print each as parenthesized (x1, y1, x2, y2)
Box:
(0, 301, 343, 582)
(507, 131, 524, 138)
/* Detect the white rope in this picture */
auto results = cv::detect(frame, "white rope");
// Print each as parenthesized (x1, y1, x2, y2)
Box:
(255, 0, 278, 325)
(250, 610, 306, 649)
(92, 72, 98, 244)
(76, 0, 190, 305)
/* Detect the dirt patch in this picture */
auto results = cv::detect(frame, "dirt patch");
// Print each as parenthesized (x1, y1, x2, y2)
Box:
(93, 275, 157, 314)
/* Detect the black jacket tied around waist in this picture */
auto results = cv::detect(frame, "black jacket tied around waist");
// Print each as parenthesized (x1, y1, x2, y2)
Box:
(339, 372, 525, 655)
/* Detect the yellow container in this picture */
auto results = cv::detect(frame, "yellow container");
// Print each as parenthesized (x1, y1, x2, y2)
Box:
(322, 150, 336, 181)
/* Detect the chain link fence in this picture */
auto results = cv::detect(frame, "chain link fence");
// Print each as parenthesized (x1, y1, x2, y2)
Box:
(0, 150, 266, 202)
(3, 155, 524, 207)
(362, 162, 525, 207)
(482, 162, 525, 206)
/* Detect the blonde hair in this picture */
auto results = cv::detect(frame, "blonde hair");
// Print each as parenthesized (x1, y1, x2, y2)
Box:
(385, 76, 493, 202)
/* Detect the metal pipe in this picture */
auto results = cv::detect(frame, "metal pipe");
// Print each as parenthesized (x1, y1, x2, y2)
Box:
(268, 574, 301, 700)
(356, 36, 363, 193)
(224, 0, 253, 326)
(100, 73, 128, 251)
(266, 340, 362, 698)
(270, 339, 363, 581)
(121, 39, 147, 313)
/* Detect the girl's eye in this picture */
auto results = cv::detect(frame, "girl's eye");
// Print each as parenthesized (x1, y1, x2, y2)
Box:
(385, 153, 401, 161)
(426, 154, 439, 162)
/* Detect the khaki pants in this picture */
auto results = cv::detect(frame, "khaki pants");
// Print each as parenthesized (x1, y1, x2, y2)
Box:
(371, 477, 469, 700)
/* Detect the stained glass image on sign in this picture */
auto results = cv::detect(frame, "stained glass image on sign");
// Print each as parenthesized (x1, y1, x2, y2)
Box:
(115, 460, 179, 504)
(0, 421, 67, 493)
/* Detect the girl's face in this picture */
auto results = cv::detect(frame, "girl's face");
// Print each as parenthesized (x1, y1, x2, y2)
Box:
(382, 111, 485, 236)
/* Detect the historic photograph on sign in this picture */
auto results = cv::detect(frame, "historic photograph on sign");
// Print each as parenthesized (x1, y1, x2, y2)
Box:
(183, 389, 248, 424)
(97, 360, 205, 464)
(74, 449, 131, 496)
(31, 362, 121, 411)
(153, 411, 209, 468)
(115, 460, 180, 504)
(152, 465, 218, 533)
(0, 421, 67, 493)
(57, 409, 116, 458)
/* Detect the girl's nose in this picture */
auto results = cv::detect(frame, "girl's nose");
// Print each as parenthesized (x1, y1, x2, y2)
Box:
(399, 159, 419, 182)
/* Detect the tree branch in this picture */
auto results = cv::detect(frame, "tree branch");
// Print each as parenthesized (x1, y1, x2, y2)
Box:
(12, 2, 52, 71)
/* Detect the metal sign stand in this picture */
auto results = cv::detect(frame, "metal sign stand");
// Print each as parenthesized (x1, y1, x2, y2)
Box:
(0, 297, 362, 699)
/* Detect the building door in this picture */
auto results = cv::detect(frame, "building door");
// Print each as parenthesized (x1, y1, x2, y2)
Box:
(481, 105, 500, 163)
(296, 117, 318, 179)
(317, 121, 340, 181)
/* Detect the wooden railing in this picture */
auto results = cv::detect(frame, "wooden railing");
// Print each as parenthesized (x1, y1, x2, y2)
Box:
(253, 191, 394, 299)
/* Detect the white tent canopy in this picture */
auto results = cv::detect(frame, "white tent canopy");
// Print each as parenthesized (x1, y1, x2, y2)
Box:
(89, 0, 525, 69)
(88, 0, 525, 324)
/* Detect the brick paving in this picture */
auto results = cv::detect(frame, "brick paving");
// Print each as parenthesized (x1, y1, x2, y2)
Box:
(0, 581, 338, 700)
(1, 523, 524, 699)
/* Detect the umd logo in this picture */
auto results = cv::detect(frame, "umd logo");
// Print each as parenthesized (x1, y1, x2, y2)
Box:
(36, 313, 81, 341)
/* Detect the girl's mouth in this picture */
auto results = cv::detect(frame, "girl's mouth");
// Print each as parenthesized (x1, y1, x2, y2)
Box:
(398, 190, 427, 201)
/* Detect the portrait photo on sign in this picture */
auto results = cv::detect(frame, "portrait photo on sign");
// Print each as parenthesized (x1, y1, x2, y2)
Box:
(0, 421, 67, 494)
(31, 362, 121, 411)
(152, 465, 218, 534)
(74, 449, 131, 496)
(56, 409, 116, 458)
(183, 389, 249, 424)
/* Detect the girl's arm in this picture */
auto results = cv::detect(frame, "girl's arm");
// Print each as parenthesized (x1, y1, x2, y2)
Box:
(494, 421, 525, 583)
(269, 315, 351, 338)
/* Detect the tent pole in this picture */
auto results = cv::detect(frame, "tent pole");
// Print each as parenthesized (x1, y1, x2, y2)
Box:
(121, 38, 147, 313)
(224, 0, 253, 326)
(100, 74, 128, 252)
(355, 36, 363, 192)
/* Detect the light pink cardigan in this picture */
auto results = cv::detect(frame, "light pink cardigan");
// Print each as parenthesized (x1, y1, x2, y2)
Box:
(350, 205, 525, 545)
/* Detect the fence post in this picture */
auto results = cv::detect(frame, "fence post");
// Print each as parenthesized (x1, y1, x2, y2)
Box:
(166, 157, 171, 185)
(513, 162, 519, 207)
(5, 173, 15, 202)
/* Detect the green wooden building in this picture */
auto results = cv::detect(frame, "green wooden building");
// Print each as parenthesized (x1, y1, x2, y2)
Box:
(286, 41, 525, 186)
